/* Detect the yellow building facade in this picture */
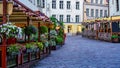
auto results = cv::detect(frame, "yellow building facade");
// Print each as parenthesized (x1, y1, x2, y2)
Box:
(83, 0, 108, 21)
(64, 23, 82, 35)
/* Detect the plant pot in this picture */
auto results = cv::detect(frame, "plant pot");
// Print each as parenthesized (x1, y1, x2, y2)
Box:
(7, 38, 16, 45)
(51, 46, 56, 50)
(112, 38, 119, 43)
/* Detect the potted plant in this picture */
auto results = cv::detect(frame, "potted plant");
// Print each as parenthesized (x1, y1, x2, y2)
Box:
(36, 42, 44, 50)
(56, 36, 63, 45)
(23, 25, 38, 36)
(7, 44, 21, 56)
(25, 43, 36, 53)
(111, 35, 119, 42)
(49, 30, 57, 50)
(0, 23, 22, 45)
(40, 26, 48, 34)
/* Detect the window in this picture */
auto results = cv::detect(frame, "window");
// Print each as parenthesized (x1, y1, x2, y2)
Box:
(52, 0, 56, 9)
(52, 14, 56, 18)
(76, 2, 80, 10)
(40, 0, 45, 8)
(67, 1, 71, 9)
(75, 15, 79, 23)
(37, 0, 40, 6)
(96, 0, 98, 4)
(91, 0, 94, 3)
(86, 8, 89, 16)
(104, 10, 107, 17)
(91, 9, 94, 17)
(59, 15, 64, 22)
(59, 1, 63, 9)
(95, 9, 98, 17)
(116, 0, 119, 11)
(28, 0, 32, 3)
(67, 15, 71, 23)
(100, 10, 103, 17)
(100, 0, 103, 4)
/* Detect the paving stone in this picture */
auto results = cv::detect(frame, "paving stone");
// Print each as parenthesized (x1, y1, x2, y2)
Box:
(33, 36, 120, 68)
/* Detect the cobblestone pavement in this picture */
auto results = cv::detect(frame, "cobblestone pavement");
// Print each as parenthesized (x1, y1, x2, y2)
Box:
(33, 36, 120, 68)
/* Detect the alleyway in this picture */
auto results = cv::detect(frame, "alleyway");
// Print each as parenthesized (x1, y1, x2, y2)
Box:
(33, 36, 120, 68)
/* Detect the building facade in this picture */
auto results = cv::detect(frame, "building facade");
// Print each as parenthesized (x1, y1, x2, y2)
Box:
(109, 0, 120, 16)
(83, 0, 108, 21)
(18, 0, 40, 11)
(40, 0, 84, 35)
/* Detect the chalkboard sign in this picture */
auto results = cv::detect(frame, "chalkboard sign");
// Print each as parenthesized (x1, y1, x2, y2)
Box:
(112, 22, 119, 32)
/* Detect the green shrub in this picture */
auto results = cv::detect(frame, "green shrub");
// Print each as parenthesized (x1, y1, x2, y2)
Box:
(111, 35, 119, 39)
(56, 36, 63, 44)
(36, 42, 44, 50)
(7, 44, 21, 55)
(24, 25, 38, 35)
(40, 26, 48, 34)
(25, 43, 35, 50)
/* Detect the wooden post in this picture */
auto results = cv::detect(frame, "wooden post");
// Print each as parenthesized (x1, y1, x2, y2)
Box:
(27, 16, 30, 42)
(28, 53, 31, 62)
(2, 0, 7, 68)
(48, 24, 51, 54)
(38, 22, 40, 42)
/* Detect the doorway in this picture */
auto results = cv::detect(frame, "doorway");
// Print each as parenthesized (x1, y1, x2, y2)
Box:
(67, 25, 72, 35)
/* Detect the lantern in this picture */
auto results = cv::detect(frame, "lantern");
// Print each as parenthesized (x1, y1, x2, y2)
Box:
(0, 1, 13, 15)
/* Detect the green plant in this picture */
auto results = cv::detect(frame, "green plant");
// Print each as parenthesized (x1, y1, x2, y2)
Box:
(50, 16, 58, 29)
(111, 35, 119, 39)
(25, 43, 35, 50)
(40, 26, 48, 34)
(58, 28, 64, 37)
(56, 36, 63, 44)
(44, 41, 49, 47)
(7, 44, 21, 55)
(0, 23, 22, 38)
(24, 25, 38, 35)
(50, 30, 57, 36)
(82, 28, 85, 32)
(49, 39, 56, 46)
(36, 42, 44, 50)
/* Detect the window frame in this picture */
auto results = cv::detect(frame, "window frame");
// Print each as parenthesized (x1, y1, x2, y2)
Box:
(76, 2, 80, 10)
(67, 15, 71, 23)
(52, 0, 56, 9)
(67, 1, 71, 9)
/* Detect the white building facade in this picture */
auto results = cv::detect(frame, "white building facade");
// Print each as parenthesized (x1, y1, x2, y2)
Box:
(109, 0, 120, 16)
(19, 0, 42, 11)
(41, 0, 84, 23)
(39, 0, 84, 35)
(84, 0, 108, 21)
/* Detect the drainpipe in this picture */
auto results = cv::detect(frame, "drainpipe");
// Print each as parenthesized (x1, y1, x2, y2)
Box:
(108, 0, 110, 17)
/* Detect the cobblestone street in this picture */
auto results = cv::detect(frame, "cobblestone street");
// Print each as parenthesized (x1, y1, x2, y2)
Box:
(33, 36, 120, 68)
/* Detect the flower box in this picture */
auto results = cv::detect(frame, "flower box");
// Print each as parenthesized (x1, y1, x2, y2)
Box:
(7, 38, 16, 45)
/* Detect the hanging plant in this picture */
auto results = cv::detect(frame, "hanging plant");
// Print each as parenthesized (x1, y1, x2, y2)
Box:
(23, 25, 38, 35)
(40, 26, 48, 34)
(0, 23, 22, 38)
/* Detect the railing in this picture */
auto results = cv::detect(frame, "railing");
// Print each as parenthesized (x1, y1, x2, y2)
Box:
(0, 51, 1, 67)
(0, 46, 51, 68)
